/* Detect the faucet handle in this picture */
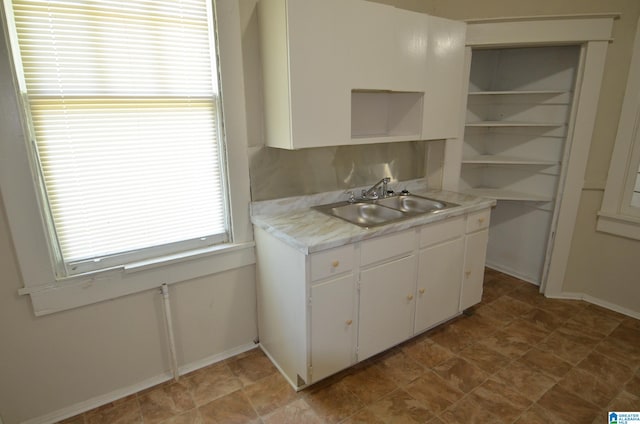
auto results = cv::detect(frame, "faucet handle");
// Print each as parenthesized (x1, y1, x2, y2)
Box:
(346, 191, 357, 203)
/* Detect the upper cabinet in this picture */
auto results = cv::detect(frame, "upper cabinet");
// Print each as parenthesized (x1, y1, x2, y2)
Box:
(257, 0, 466, 149)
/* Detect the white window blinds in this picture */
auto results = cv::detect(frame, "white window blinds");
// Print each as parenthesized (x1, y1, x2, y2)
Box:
(8, 0, 228, 275)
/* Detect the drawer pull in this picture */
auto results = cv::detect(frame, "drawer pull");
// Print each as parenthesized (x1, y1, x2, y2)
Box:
(345, 319, 353, 326)
(465, 271, 471, 278)
(407, 294, 414, 301)
(419, 288, 425, 295)
(331, 260, 340, 268)
(478, 217, 485, 225)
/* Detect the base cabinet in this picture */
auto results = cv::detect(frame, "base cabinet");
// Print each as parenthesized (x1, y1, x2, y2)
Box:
(255, 206, 491, 389)
(358, 255, 416, 361)
(310, 274, 356, 383)
(415, 237, 464, 333)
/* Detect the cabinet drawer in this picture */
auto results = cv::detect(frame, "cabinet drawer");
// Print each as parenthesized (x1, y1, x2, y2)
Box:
(466, 209, 491, 233)
(361, 230, 415, 267)
(310, 245, 354, 282)
(419, 216, 464, 248)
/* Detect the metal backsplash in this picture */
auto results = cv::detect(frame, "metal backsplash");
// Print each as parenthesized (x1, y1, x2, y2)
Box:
(248, 141, 427, 201)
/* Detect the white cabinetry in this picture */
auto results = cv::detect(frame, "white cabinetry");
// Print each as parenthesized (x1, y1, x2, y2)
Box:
(415, 217, 465, 333)
(255, 207, 490, 389)
(358, 230, 416, 360)
(310, 274, 356, 383)
(257, 0, 465, 149)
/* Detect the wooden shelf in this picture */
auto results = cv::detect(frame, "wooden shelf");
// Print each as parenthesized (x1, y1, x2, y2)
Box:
(465, 121, 564, 128)
(462, 155, 558, 166)
(463, 188, 553, 202)
(468, 90, 568, 96)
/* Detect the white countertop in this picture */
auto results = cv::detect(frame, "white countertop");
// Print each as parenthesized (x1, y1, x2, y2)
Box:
(250, 180, 496, 255)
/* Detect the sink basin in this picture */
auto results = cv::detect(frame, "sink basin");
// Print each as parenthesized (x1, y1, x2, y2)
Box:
(313, 194, 458, 228)
(376, 195, 452, 214)
(329, 203, 405, 227)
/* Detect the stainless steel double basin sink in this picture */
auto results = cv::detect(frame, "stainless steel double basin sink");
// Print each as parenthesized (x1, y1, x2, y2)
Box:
(313, 194, 458, 228)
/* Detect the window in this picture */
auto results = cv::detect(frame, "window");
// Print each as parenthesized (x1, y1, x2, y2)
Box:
(598, 16, 640, 240)
(5, 0, 230, 276)
(0, 0, 253, 315)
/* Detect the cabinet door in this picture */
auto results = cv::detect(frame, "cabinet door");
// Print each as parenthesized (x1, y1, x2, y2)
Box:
(460, 229, 489, 310)
(422, 15, 466, 140)
(310, 274, 356, 383)
(415, 237, 464, 333)
(358, 255, 416, 361)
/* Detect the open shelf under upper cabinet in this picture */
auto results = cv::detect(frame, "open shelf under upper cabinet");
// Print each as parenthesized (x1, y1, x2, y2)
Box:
(461, 155, 558, 166)
(462, 188, 554, 202)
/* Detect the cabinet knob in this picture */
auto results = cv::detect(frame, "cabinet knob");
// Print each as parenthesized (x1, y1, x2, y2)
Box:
(407, 294, 414, 301)
(419, 288, 425, 295)
(331, 260, 340, 268)
(465, 271, 471, 278)
(345, 319, 353, 326)
(478, 218, 485, 225)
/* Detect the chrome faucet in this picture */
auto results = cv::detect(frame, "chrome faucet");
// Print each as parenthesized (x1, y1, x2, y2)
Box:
(361, 177, 390, 200)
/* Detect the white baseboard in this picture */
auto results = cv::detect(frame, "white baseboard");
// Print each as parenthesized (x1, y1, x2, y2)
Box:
(22, 342, 257, 424)
(546, 291, 640, 320)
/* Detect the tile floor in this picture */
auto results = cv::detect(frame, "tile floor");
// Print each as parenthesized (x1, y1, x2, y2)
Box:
(59, 269, 640, 424)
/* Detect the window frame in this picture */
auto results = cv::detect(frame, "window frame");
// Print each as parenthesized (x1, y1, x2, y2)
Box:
(0, 0, 254, 316)
(597, 16, 640, 240)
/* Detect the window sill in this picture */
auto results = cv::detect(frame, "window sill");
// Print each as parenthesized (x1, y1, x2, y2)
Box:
(596, 211, 640, 241)
(18, 242, 256, 316)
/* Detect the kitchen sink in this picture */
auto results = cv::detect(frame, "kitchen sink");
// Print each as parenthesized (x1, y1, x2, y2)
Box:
(376, 194, 450, 214)
(314, 194, 458, 228)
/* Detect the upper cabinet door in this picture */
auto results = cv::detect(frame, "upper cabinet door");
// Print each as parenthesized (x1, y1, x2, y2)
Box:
(258, 0, 466, 149)
(422, 16, 467, 140)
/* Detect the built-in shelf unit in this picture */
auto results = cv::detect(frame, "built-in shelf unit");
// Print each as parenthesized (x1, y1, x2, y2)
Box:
(460, 46, 580, 284)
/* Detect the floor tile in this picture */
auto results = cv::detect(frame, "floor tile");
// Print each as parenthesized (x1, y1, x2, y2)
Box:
(471, 304, 514, 327)
(537, 298, 586, 321)
(476, 329, 531, 359)
(375, 349, 426, 386)
(577, 352, 634, 387)
(585, 303, 627, 322)
(158, 410, 203, 424)
(625, 369, 640, 397)
(621, 317, 640, 331)
(139, 381, 195, 424)
(303, 380, 364, 423)
(84, 398, 142, 424)
(366, 390, 433, 424)
(594, 336, 640, 370)
(340, 362, 397, 404)
(458, 342, 511, 374)
(432, 357, 489, 394)
(518, 348, 573, 380)
(427, 324, 474, 353)
(514, 403, 570, 424)
(340, 407, 386, 424)
(226, 348, 278, 386)
(493, 361, 556, 402)
(487, 296, 533, 317)
(402, 337, 456, 369)
(555, 321, 604, 346)
(537, 331, 595, 365)
(501, 318, 550, 344)
(262, 399, 323, 424)
(198, 390, 258, 424)
(537, 385, 600, 424)
(607, 390, 640, 412)
(183, 362, 243, 407)
(440, 396, 502, 424)
(521, 307, 566, 332)
(469, 378, 532, 423)
(448, 313, 498, 341)
(404, 370, 464, 415)
(558, 368, 621, 408)
(566, 308, 621, 336)
(242, 372, 296, 416)
(57, 415, 85, 424)
(505, 284, 548, 309)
